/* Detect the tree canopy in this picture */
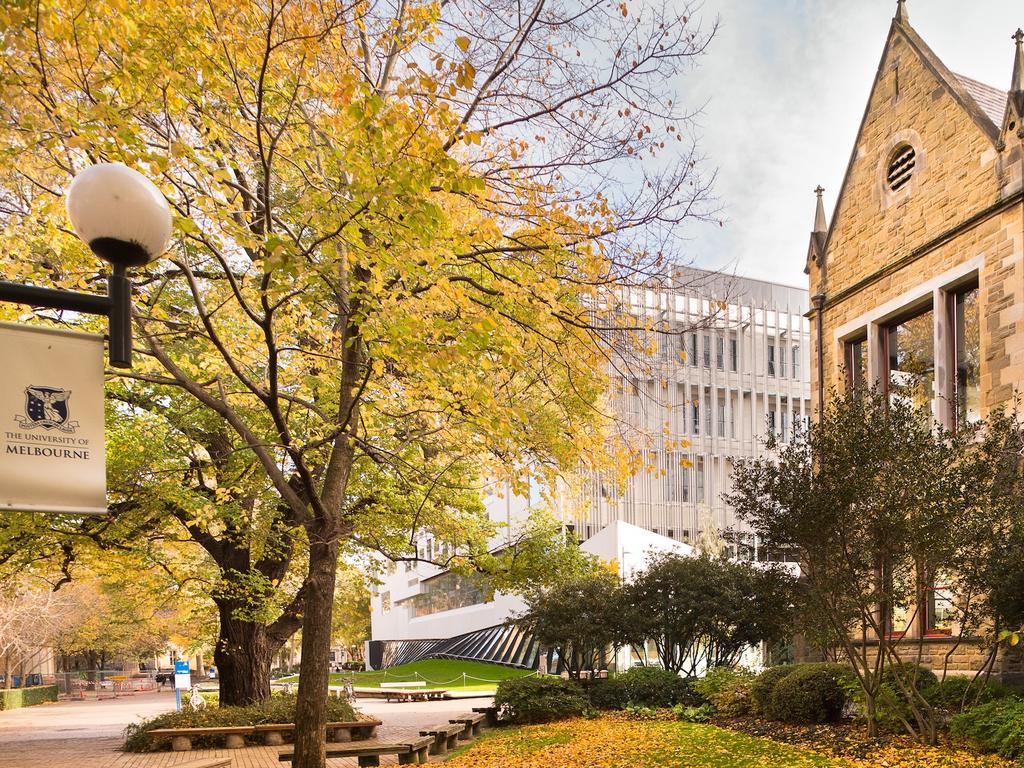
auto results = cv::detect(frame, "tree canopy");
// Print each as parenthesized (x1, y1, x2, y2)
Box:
(0, 1, 717, 763)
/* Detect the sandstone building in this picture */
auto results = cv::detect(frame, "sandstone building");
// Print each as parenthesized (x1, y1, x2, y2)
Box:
(806, 1, 1024, 674)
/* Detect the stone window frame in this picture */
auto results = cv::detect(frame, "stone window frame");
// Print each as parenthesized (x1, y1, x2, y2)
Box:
(834, 256, 983, 432)
(876, 129, 927, 210)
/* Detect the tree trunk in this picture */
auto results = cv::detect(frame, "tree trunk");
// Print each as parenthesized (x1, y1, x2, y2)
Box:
(292, 536, 340, 768)
(214, 598, 276, 707)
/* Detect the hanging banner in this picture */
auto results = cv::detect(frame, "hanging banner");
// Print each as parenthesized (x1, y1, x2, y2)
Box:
(0, 322, 106, 515)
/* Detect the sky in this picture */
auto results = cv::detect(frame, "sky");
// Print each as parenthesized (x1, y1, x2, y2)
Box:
(677, 0, 1022, 288)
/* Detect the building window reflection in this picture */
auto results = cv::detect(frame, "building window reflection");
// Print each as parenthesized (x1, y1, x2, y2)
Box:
(845, 336, 868, 390)
(399, 572, 488, 618)
(954, 286, 980, 426)
(886, 307, 934, 414)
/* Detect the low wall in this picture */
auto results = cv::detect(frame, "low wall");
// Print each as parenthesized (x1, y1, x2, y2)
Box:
(0, 684, 59, 710)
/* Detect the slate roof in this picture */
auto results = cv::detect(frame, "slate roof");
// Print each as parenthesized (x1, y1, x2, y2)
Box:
(955, 73, 1007, 127)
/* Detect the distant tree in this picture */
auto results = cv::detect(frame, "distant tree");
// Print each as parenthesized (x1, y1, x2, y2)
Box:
(0, 578, 73, 688)
(727, 389, 976, 743)
(470, 512, 603, 598)
(331, 566, 371, 663)
(515, 570, 622, 679)
(618, 553, 796, 674)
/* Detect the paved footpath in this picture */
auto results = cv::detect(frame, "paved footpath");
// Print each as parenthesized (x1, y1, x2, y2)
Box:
(0, 690, 490, 767)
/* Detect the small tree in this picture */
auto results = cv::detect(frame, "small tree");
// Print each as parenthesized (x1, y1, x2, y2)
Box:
(618, 553, 796, 675)
(727, 389, 975, 742)
(515, 570, 621, 678)
(948, 406, 1024, 685)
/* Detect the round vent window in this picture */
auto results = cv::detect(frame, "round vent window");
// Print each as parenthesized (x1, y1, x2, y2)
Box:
(886, 144, 916, 192)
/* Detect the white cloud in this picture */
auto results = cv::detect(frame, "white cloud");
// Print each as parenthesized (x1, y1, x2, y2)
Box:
(674, 0, 1022, 286)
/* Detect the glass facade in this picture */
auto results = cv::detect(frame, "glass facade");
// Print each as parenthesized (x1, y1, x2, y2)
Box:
(399, 572, 488, 618)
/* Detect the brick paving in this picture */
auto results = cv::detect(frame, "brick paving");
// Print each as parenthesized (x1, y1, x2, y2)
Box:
(0, 692, 489, 767)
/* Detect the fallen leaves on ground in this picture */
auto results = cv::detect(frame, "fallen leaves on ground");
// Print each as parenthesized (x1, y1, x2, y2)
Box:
(718, 716, 1016, 768)
(446, 716, 1018, 768)
(446, 716, 846, 767)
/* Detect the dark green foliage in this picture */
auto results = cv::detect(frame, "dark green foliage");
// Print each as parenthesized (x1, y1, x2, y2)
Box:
(588, 666, 702, 709)
(672, 703, 715, 722)
(0, 685, 58, 710)
(883, 662, 937, 693)
(767, 664, 849, 724)
(618, 553, 797, 676)
(751, 665, 798, 715)
(122, 693, 358, 752)
(922, 676, 1011, 714)
(728, 388, 985, 741)
(950, 698, 1024, 760)
(514, 571, 621, 679)
(493, 676, 588, 724)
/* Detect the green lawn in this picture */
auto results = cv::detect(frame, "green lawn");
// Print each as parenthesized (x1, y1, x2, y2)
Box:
(444, 717, 852, 768)
(277, 659, 532, 692)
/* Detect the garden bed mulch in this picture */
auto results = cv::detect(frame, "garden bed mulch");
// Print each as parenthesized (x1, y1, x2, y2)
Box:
(714, 716, 1015, 768)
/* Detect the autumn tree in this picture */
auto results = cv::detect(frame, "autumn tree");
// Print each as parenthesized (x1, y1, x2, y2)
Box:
(0, 1, 717, 764)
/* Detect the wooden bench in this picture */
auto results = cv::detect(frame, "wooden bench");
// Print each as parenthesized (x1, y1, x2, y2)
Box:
(149, 719, 380, 750)
(472, 705, 500, 727)
(382, 687, 448, 702)
(449, 712, 485, 740)
(253, 719, 381, 746)
(278, 735, 433, 766)
(418, 722, 464, 755)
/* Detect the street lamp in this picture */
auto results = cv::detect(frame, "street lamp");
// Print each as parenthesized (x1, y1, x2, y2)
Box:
(0, 162, 171, 368)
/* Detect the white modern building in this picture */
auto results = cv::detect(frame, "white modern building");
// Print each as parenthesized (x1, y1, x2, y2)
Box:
(367, 269, 810, 670)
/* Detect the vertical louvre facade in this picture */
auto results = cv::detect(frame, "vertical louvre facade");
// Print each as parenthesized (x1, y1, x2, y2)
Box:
(571, 269, 812, 560)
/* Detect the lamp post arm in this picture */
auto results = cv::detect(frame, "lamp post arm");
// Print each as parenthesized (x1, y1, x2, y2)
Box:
(0, 280, 112, 316)
(0, 265, 134, 368)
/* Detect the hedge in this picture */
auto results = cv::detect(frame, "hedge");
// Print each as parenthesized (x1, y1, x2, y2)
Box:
(766, 663, 849, 724)
(751, 665, 798, 715)
(493, 676, 588, 724)
(588, 667, 703, 710)
(950, 698, 1024, 760)
(0, 685, 58, 710)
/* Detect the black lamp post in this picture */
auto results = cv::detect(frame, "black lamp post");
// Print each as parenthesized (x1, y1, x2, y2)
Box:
(0, 163, 171, 368)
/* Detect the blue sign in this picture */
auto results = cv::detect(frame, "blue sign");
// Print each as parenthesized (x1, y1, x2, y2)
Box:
(174, 660, 191, 690)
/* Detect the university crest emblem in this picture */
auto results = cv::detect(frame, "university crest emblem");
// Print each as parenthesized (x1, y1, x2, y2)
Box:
(14, 386, 79, 433)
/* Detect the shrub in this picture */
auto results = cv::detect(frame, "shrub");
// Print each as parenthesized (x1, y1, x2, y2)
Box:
(586, 677, 628, 709)
(122, 693, 358, 752)
(856, 662, 942, 731)
(923, 676, 1012, 714)
(767, 663, 848, 724)
(588, 666, 701, 710)
(0, 685, 58, 710)
(884, 662, 938, 693)
(710, 677, 754, 717)
(751, 666, 798, 715)
(493, 676, 587, 724)
(692, 666, 753, 702)
(951, 698, 1024, 760)
(672, 703, 715, 722)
